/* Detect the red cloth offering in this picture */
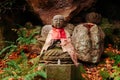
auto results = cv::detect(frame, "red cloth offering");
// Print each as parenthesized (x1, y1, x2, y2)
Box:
(51, 27, 66, 39)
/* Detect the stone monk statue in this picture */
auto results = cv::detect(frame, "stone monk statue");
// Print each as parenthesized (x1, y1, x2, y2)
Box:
(40, 15, 79, 66)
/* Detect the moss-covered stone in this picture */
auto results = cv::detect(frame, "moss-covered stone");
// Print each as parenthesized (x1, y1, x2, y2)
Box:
(46, 64, 84, 80)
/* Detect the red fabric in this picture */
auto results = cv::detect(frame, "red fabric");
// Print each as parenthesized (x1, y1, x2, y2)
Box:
(51, 27, 66, 39)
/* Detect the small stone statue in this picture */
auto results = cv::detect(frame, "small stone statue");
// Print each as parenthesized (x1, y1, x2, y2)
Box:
(40, 15, 79, 66)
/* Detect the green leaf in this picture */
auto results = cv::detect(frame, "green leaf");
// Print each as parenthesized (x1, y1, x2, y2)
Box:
(2, 76, 14, 80)
(79, 65, 86, 73)
(30, 39, 37, 44)
(0, 45, 17, 56)
(99, 70, 110, 79)
(37, 71, 47, 79)
(6, 60, 21, 71)
(3, 68, 13, 75)
(114, 76, 120, 80)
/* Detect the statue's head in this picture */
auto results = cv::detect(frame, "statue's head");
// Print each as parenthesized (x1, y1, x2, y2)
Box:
(52, 15, 65, 28)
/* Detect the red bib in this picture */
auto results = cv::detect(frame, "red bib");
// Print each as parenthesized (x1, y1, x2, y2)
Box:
(51, 27, 66, 39)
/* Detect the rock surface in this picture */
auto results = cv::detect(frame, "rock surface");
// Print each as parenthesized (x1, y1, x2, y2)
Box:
(46, 64, 82, 80)
(26, 0, 96, 24)
(72, 23, 105, 63)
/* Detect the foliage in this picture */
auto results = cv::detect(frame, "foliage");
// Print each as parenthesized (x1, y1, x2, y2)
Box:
(99, 70, 110, 80)
(79, 65, 86, 73)
(100, 18, 114, 46)
(0, 25, 41, 57)
(0, 0, 16, 14)
(104, 45, 120, 65)
(0, 24, 45, 80)
(100, 18, 113, 30)
(0, 52, 47, 80)
(103, 45, 120, 79)
(110, 66, 120, 80)
(0, 44, 17, 56)
(0, 44, 17, 60)
(79, 65, 86, 80)
(111, 54, 120, 65)
(16, 27, 39, 45)
(100, 18, 120, 49)
(104, 51, 115, 58)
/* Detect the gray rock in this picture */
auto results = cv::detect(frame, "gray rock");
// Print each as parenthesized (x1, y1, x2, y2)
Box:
(72, 23, 105, 63)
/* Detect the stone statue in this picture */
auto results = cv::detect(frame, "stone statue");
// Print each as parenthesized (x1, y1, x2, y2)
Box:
(40, 15, 79, 66)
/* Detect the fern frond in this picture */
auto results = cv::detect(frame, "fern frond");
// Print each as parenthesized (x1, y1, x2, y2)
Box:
(6, 60, 21, 71)
(36, 71, 47, 79)
(0, 45, 17, 56)
(24, 70, 47, 80)
(3, 68, 14, 75)
(2, 76, 14, 80)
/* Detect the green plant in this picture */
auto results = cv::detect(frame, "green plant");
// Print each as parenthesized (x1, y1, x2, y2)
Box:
(105, 51, 115, 58)
(0, 24, 44, 80)
(111, 54, 120, 65)
(0, 52, 47, 80)
(79, 65, 86, 73)
(0, 44, 17, 60)
(16, 27, 39, 45)
(100, 18, 113, 28)
(110, 66, 120, 80)
(100, 18, 114, 47)
(99, 70, 110, 80)
(0, 44, 17, 55)
(78, 65, 86, 80)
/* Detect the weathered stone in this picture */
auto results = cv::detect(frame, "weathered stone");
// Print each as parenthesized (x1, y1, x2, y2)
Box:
(40, 15, 76, 64)
(41, 25, 52, 38)
(26, 0, 96, 24)
(64, 23, 75, 36)
(72, 23, 105, 63)
(40, 48, 72, 64)
(46, 64, 83, 80)
(85, 12, 102, 24)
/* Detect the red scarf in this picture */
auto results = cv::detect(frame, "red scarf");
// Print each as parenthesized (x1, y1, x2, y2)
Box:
(51, 27, 66, 39)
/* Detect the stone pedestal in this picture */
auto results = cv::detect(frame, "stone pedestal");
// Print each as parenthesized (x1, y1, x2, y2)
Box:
(46, 64, 83, 80)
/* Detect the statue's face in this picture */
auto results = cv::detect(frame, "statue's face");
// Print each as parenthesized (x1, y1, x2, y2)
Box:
(52, 15, 65, 28)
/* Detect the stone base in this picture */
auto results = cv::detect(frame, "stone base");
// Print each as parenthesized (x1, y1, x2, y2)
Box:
(46, 64, 83, 80)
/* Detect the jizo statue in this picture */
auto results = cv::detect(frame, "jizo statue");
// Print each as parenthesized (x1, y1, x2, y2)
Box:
(40, 15, 79, 66)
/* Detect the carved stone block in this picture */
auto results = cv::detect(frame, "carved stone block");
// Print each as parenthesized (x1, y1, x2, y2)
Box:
(46, 64, 82, 80)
